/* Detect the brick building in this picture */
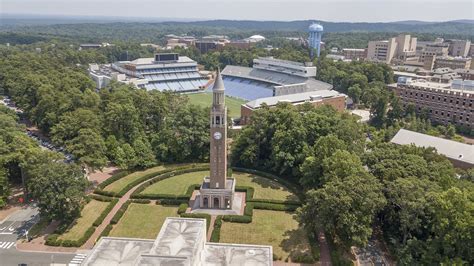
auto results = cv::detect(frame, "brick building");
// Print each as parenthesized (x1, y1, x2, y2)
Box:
(393, 79, 474, 129)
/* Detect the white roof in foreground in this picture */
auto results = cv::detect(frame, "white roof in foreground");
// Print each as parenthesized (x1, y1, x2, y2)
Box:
(245, 90, 345, 109)
(81, 217, 273, 266)
(391, 129, 474, 165)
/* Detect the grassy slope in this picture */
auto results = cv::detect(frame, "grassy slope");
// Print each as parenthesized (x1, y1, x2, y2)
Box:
(59, 200, 109, 241)
(186, 93, 246, 118)
(109, 203, 178, 239)
(104, 164, 182, 193)
(219, 210, 312, 261)
(141, 170, 207, 195)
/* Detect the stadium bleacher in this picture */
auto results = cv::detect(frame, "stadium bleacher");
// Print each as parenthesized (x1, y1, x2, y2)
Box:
(206, 76, 274, 101)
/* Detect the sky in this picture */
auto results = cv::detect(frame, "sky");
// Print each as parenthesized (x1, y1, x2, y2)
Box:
(1, 0, 473, 22)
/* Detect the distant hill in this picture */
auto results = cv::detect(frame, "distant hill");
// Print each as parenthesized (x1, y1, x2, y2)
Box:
(177, 20, 474, 35)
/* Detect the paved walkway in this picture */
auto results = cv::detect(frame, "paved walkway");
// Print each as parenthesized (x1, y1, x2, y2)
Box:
(207, 215, 216, 241)
(17, 221, 78, 253)
(82, 182, 142, 249)
(318, 231, 332, 266)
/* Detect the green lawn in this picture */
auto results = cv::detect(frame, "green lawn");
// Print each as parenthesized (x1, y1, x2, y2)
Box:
(140, 170, 208, 196)
(186, 93, 246, 118)
(233, 172, 298, 202)
(104, 164, 190, 193)
(219, 210, 312, 261)
(109, 203, 178, 239)
(59, 200, 109, 241)
(140, 170, 297, 201)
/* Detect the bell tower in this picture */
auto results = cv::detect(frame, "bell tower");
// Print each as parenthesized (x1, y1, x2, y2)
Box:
(209, 69, 227, 189)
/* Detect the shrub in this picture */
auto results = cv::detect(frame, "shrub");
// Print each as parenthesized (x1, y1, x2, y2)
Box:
(177, 203, 188, 214)
(249, 198, 301, 206)
(222, 214, 252, 223)
(290, 251, 315, 264)
(130, 199, 151, 204)
(93, 199, 118, 227)
(210, 216, 223, 242)
(252, 202, 299, 212)
(110, 201, 131, 224)
(235, 186, 254, 202)
(97, 171, 129, 189)
(89, 194, 115, 202)
(157, 199, 188, 206)
(100, 224, 113, 239)
(93, 189, 120, 198)
(180, 213, 211, 230)
(45, 234, 61, 246)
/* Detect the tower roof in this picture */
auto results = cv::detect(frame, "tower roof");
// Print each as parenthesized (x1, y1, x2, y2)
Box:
(213, 68, 225, 91)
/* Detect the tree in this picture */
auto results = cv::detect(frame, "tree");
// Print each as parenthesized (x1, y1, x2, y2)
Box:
(0, 167, 8, 208)
(298, 174, 386, 247)
(321, 150, 365, 183)
(299, 135, 347, 188)
(67, 128, 107, 170)
(27, 161, 87, 222)
(348, 84, 362, 105)
(132, 137, 156, 169)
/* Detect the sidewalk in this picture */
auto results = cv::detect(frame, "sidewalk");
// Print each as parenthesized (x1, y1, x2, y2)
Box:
(16, 221, 79, 253)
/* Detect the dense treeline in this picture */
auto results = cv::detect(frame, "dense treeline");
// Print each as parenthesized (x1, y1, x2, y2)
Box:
(0, 46, 210, 171)
(0, 105, 87, 221)
(231, 103, 473, 264)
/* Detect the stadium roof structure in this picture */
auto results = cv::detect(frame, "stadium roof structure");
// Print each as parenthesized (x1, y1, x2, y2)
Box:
(222, 65, 332, 91)
(81, 217, 273, 266)
(245, 90, 345, 109)
(390, 129, 474, 167)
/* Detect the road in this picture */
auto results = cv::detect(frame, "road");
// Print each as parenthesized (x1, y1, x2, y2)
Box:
(0, 206, 77, 266)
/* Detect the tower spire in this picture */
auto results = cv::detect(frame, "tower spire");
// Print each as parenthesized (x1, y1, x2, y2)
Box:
(213, 67, 225, 91)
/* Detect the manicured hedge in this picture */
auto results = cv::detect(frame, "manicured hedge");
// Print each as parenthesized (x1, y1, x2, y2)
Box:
(222, 203, 253, 223)
(252, 202, 300, 212)
(249, 198, 301, 206)
(45, 234, 61, 246)
(130, 199, 151, 204)
(100, 224, 113, 239)
(180, 213, 211, 230)
(46, 226, 96, 247)
(89, 194, 115, 202)
(97, 170, 130, 190)
(177, 203, 188, 214)
(92, 189, 120, 198)
(235, 186, 254, 202)
(93, 199, 119, 226)
(210, 215, 223, 242)
(157, 199, 188, 206)
(110, 201, 131, 224)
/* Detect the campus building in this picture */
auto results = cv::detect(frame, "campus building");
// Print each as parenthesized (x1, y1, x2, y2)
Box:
(240, 90, 347, 125)
(367, 34, 417, 63)
(82, 217, 273, 266)
(89, 53, 210, 92)
(447, 39, 472, 57)
(215, 57, 332, 101)
(434, 57, 472, 70)
(393, 77, 474, 129)
(342, 48, 367, 61)
(391, 129, 474, 169)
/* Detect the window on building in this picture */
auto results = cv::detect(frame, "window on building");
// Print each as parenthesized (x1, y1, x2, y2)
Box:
(216, 116, 220, 125)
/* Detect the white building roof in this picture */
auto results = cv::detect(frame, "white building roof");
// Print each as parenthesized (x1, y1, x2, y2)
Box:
(390, 129, 474, 165)
(81, 217, 273, 266)
(245, 90, 345, 109)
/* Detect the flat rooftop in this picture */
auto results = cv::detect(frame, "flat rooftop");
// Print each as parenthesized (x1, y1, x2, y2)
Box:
(245, 90, 344, 109)
(122, 56, 196, 66)
(81, 217, 273, 266)
(391, 129, 474, 165)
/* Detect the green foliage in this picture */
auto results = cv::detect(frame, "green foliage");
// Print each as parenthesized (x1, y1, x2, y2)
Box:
(130, 199, 151, 204)
(27, 161, 87, 222)
(298, 174, 386, 247)
(177, 203, 188, 214)
(92, 199, 118, 227)
(110, 201, 131, 224)
(210, 215, 223, 242)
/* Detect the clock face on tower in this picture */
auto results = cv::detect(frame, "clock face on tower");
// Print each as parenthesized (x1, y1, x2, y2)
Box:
(213, 132, 222, 140)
